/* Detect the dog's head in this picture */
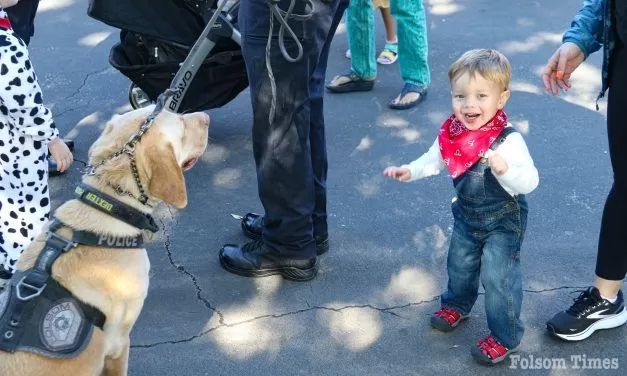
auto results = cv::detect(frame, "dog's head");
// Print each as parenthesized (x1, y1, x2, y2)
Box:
(88, 106, 210, 208)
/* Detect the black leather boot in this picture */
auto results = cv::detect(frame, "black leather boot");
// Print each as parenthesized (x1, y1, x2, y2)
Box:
(240, 212, 329, 255)
(219, 240, 317, 281)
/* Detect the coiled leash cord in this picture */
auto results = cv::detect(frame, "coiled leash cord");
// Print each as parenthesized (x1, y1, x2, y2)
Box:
(264, 0, 315, 124)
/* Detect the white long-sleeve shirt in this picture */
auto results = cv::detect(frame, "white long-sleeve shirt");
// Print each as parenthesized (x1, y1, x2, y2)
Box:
(400, 125, 539, 196)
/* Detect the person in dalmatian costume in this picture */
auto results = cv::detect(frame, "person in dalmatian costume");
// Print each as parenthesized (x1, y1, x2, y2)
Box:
(0, 0, 73, 286)
(384, 49, 539, 365)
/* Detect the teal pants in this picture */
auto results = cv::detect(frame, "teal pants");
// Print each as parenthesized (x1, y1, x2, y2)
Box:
(346, 0, 430, 87)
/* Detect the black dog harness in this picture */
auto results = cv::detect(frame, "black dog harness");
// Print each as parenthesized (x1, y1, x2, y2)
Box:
(0, 184, 158, 358)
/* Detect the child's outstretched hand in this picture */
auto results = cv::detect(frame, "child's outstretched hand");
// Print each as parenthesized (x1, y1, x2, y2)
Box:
(48, 137, 73, 173)
(383, 166, 411, 182)
(485, 150, 508, 175)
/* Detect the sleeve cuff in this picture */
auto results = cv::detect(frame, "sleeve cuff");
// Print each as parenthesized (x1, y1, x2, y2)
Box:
(498, 165, 520, 183)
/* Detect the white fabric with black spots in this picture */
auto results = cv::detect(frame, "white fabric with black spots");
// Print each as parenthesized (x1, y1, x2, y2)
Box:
(0, 26, 58, 273)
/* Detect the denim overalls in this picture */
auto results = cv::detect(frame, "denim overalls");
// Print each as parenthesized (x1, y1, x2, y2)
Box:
(441, 127, 528, 349)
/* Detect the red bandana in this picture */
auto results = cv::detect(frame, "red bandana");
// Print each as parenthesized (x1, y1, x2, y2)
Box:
(437, 110, 507, 179)
(0, 17, 11, 30)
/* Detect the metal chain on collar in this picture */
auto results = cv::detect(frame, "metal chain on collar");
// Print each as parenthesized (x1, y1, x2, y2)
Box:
(83, 89, 177, 206)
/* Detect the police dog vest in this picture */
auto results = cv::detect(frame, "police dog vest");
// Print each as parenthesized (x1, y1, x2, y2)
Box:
(0, 273, 105, 358)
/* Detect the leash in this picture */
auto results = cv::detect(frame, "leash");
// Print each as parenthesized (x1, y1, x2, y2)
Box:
(264, 0, 314, 125)
(83, 89, 176, 206)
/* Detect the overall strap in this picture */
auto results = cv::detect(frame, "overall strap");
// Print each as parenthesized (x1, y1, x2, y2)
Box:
(489, 127, 517, 151)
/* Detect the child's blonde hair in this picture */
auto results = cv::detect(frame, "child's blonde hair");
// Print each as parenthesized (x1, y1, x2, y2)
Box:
(448, 49, 511, 91)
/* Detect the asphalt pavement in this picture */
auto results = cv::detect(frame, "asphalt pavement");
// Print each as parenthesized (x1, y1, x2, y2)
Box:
(34, 0, 626, 375)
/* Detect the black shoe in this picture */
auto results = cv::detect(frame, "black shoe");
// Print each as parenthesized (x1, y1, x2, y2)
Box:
(0, 268, 12, 292)
(48, 157, 62, 176)
(240, 212, 329, 255)
(0, 268, 11, 280)
(219, 240, 317, 281)
(546, 287, 627, 341)
(48, 139, 74, 177)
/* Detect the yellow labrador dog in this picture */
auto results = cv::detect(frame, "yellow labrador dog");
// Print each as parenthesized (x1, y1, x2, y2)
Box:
(0, 106, 209, 376)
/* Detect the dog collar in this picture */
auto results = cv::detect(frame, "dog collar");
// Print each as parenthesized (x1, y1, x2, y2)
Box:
(75, 184, 159, 233)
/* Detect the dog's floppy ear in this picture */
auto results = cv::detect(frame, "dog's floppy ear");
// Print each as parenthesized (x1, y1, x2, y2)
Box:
(145, 142, 187, 208)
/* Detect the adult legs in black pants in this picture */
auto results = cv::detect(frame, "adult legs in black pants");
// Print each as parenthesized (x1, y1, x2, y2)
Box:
(547, 40, 627, 341)
(594, 40, 627, 294)
(220, 0, 348, 281)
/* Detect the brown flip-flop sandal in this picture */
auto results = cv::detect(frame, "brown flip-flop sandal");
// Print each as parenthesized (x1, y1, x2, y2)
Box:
(326, 70, 375, 93)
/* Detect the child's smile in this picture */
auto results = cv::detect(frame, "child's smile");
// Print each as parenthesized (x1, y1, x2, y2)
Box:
(462, 112, 481, 124)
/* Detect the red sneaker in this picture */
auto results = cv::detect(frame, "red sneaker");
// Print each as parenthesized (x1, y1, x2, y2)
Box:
(430, 307, 469, 332)
(471, 335, 518, 365)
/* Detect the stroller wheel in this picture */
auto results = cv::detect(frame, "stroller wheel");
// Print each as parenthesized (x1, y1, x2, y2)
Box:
(128, 83, 152, 109)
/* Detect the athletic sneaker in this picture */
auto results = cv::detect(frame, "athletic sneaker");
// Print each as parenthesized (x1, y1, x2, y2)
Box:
(471, 335, 517, 365)
(546, 287, 627, 341)
(430, 306, 469, 332)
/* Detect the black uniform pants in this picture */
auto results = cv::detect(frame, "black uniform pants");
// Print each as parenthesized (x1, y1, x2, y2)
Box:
(239, 0, 348, 258)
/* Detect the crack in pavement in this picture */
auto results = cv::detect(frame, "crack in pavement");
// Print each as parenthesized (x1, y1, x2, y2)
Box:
(131, 300, 433, 349)
(159, 208, 226, 326)
(131, 285, 590, 349)
(134, 212, 599, 350)
(54, 67, 111, 119)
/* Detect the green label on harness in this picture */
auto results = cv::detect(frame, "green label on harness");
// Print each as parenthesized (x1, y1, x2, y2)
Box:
(75, 187, 113, 212)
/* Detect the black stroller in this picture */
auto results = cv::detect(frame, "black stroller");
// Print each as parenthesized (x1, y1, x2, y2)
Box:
(87, 0, 247, 113)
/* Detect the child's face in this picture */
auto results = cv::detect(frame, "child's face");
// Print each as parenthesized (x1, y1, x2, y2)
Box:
(450, 72, 510, 130)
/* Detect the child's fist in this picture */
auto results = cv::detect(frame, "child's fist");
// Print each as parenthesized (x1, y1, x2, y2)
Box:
(485, 150, 508, 175)
(48, 137, 73, 173)
(383, 166, 411, 182)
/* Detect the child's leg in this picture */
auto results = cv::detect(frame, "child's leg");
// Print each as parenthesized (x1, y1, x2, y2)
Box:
(0, 176, 49, 273)
(344, 10, 351, 59)
(380, 6, 397, 43)
(376, 6, 398, 65)
(441, 220, 482, 315)
(480, 231, 524, 350)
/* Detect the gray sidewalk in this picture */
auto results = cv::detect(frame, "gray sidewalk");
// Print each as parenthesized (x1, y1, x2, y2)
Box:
(35, 0, 625, 375)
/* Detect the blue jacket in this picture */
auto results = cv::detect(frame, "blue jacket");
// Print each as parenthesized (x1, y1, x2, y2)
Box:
(562, 0, 615, 104)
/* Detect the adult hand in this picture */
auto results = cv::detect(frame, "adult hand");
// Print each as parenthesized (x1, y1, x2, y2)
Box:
(541, 42, 585, 95)
(48, 137, 73, 173)
(383, 166, 411, 182)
